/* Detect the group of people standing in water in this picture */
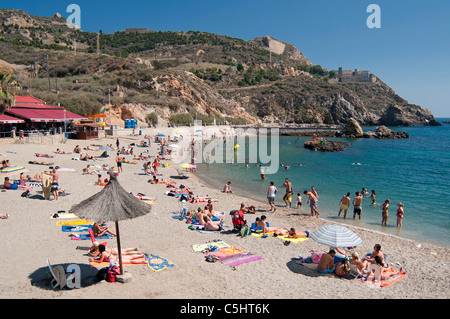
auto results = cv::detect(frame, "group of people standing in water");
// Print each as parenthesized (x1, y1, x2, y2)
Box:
(338, 188, 404, 227)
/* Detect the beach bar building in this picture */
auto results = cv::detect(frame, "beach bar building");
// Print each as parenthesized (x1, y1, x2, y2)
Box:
(73, 120, 102, 140)
(2, 95, 86, 132)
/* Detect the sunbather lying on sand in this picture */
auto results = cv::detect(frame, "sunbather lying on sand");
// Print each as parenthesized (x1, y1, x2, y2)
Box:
(89, 244, 146, 264)
(80, 153, 94, 161)
(88, 242, 141, 257)
(131, 193, 157, 201)
(239, 203, 256, 214)
(287, 227, 309, 239)
(121, 158, 137, 164)
(254, 216, 289, 236)
(35, 153, 53, 158)
(1, 213, 9, 219)
(28, 160, 54, 165)
(26, 174, 41, 182)
(82, 165, 99, 175)
(55, 149, 72, 154)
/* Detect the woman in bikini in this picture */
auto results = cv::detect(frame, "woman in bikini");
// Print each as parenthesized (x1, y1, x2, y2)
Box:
(380, 199, 390, 226)
(396, 202, 404, 227)
(89, 245, 146, 264)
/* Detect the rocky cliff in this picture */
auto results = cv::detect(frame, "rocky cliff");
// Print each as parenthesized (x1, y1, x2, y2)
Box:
(0, 9, 440, 127)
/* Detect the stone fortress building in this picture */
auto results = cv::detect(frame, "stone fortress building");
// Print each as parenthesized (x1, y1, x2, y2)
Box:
(337, 67, 377, 83)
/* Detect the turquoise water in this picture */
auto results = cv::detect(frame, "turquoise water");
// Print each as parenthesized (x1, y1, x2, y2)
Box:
(197, 119, 450, 248)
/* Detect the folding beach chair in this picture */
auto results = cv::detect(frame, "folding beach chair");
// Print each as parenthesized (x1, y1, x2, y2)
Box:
(46, 258, 75, 290)
(175, 168, 187, 177)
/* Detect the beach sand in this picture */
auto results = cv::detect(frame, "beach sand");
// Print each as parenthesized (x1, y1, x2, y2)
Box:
(0, 127, 449, 299)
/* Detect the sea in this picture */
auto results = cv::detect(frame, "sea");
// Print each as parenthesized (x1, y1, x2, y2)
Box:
(196, 118, 450, 248)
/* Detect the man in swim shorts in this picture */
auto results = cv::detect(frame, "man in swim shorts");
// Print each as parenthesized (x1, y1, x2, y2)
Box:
(44, 169, 59, 201)
(283, 178, 293, 208)
(353, 192, 363, 220)
(338, 192, 351, 218)
(318, 250, 336, 274)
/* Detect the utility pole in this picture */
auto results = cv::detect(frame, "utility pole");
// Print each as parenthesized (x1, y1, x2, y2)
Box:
(108, 89, 111, 127)
(46, 54, 50, 91)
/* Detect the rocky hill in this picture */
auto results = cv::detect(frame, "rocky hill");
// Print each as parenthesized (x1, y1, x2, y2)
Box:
(0, 9, 440, 127)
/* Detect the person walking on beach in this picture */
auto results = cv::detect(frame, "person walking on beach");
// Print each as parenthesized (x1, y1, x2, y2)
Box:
(380, 199, 390, 226)
(338, 192, 351, 218)
(116, 138, 120, 149)
(396, 202, 404, 227)
(311, 186, 319, 208)
(304, 190, 319, 217)
(352, 192, 363, 220)
(116, 153, 123, 174)
(267, 182, 277, 212)
(296, 193, 302, 209)
(283, 178, 293, 208)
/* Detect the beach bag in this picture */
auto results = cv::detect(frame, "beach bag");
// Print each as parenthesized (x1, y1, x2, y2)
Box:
(21, 190, 30, 197)
(240, 225, 251, 237)
(106, 265, 120, 282)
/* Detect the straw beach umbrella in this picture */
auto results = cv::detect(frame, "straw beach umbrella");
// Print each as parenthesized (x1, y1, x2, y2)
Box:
(310, 224, 362, 248)
(69, 172, 151, 274)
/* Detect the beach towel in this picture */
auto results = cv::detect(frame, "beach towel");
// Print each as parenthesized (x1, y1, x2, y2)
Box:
(250, 222, 269, 232)
(88, 182, 105, 187)
(57, 219, 93, 226)
(277, 235, 309, 244)
(144, 253, 175, 272)
(89, 256, 147, 268)
(192, 241, 230, 252)
(143, 200, 157, 205)
(62, 225, 93, 232)
(72, 233, 113, 240)
(252, 232, 275, 238)
(50, 212, 77, 219)
(219, 252, 263, 267)
(205, 247, 246, 259)
(360, 269, 407, 288)
(56, 168, 75, 172)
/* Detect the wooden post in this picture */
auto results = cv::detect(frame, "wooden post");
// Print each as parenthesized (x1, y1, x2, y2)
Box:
(115, 221, 123, 275)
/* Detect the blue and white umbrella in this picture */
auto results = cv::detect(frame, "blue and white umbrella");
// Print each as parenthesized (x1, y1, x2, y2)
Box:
(310, 224, 362, 248)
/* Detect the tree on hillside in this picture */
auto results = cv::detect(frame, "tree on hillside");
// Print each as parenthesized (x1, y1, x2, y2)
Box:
(0, 72, 18, 114)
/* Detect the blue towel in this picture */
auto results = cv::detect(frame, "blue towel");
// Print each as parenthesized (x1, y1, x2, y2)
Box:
(76, 233, 113, 240)
(251, 222, 269, 232)
(62, 225, 92, 232)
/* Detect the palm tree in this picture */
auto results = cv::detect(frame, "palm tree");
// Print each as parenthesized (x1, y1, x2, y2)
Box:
(0, 72, 18, 114)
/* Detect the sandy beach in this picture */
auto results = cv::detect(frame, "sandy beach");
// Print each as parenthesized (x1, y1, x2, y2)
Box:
(0, 126, 449, 300)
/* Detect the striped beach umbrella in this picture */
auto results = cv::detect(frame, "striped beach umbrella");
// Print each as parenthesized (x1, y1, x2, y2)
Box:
(0, 165, 29, 177)
(310, 224, 362, 248)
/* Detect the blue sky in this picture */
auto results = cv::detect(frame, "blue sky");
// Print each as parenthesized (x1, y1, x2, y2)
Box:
(3, 0, 449, 116)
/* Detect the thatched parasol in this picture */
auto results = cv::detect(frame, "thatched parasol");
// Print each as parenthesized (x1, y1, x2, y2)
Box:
(69, 172, 151, 274)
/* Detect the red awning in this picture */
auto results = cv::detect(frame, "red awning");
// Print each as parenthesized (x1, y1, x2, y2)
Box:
(6, 108, 87, 122)
(0, 114, 25, 124)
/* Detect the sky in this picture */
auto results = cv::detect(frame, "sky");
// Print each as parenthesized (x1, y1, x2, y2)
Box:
(2, 0, 449, 116)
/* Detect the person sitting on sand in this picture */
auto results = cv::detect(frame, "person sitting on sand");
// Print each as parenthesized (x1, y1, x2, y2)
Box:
(203, 215, 224, 231)
(35, 153, 53, 158)
(222, 181, 233, 193)
(363, 244, 384, 265)
(96, 174, 108, 186)
(317, 249, 336, 274)
(205, 200, 214, 215)
(3, 177, 28, 190)
(335, 258, 350, 278)
(92, 222, 116, 237)
(349, 252, 366, 275)
(26, 173, 41, 182)
(254, 215, 289, 237)
(89, 244, 146, 264)
(73, 145, 82, 153)
(239, 203, 256, 214)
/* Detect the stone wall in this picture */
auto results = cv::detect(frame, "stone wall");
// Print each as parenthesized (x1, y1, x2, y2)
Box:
(337, 68, 376, 83)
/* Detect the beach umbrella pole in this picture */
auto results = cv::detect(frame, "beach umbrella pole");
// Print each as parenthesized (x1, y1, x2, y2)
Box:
(115, 221, 123, 275)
